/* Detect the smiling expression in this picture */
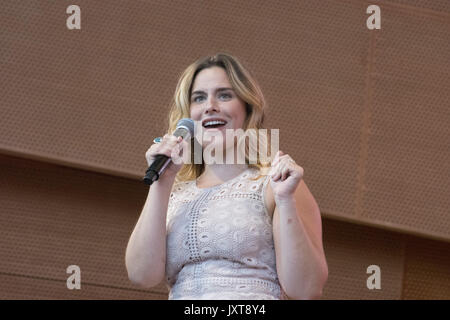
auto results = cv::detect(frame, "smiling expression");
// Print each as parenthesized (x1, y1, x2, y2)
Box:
(190, 66, 248, 149)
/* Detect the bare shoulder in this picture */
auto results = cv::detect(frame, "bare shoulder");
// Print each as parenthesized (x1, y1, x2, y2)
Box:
(170, 179, 192, 194)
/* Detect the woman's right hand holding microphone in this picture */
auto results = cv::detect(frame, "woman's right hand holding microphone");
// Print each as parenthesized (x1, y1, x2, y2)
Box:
(145, 134, 189, 182)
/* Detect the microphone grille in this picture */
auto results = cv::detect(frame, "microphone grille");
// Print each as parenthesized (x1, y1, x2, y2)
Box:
(176, 118, 195, 136)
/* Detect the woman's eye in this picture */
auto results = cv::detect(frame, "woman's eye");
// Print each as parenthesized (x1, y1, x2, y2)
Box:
(192, 93, 231, 103)
(193, 96, 204, 103)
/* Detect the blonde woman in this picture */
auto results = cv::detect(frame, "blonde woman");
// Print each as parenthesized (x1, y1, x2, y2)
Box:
(125, 53, 328, 300)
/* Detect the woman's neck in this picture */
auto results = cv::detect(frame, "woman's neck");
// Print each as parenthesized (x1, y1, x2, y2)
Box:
(197, 163, 248, 185)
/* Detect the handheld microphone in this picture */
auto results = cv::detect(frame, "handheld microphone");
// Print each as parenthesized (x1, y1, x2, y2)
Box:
(143, 118, 194, 185)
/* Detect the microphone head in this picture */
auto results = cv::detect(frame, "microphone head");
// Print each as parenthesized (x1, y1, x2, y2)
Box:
(176, 118, 194, 135)
(174, 118, 195, 139)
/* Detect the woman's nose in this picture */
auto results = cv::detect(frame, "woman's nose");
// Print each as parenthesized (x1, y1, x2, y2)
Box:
(204, 97, 220, 114)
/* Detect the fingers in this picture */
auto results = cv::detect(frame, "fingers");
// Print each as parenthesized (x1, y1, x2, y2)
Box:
(280, 165, 289, 181)
(271, 151, 286, 170)
(270, 151, 295, 181)
(272, 161, 289, 181)
(271, 171, 281, 181)
(170, 143, 182, 165)
(272, 150, 289, 167)
(145, 134, 185, 164)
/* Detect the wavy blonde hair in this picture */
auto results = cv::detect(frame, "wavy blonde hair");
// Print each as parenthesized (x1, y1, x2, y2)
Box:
(165, 52, 272, 182)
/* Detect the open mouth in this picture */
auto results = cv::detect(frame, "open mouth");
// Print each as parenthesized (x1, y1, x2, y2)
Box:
(202, 119, 228, 129)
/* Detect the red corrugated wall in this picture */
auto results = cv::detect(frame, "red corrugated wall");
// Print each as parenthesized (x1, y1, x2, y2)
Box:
(1, 0, 449, 299)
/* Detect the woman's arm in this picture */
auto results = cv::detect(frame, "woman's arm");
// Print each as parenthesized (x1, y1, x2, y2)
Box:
(126, 133, 186, 288)
(265, 151, 328, 299)
(269, 179, 328, 299)
(125, 176, 174, 288)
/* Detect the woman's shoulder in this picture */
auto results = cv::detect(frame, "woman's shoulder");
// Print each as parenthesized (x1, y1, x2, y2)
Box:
(167, 179, 196, 212)
(172, 178, 194, 189)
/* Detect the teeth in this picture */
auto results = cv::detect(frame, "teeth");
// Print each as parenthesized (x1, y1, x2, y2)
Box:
(204, 120, 226, 127)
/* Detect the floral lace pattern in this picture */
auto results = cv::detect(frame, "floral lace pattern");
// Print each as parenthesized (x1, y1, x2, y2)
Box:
(165, 167, 285, 300)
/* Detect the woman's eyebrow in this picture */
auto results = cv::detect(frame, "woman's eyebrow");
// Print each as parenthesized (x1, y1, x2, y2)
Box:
(192, 87, 233, 95)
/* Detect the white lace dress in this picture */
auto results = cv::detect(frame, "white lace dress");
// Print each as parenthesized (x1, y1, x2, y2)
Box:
(165, 166, 286, 300)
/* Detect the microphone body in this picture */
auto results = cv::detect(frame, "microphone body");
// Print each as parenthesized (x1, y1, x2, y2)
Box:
(143, 118, 194, 185)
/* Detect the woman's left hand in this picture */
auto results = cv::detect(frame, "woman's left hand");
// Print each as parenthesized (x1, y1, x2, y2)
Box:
(269, 150, 304, 201)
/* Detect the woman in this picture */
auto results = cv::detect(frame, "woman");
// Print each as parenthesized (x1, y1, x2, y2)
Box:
(125, 53, 328, 299)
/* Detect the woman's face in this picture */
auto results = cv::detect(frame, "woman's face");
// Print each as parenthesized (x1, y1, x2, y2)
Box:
(190, 66, 247, 152)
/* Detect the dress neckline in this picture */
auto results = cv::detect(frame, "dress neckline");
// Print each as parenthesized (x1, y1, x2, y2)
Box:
(194, 167, 252, 191)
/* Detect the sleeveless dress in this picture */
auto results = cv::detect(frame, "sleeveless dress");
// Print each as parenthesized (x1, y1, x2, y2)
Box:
(165, 166, 286, 300)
